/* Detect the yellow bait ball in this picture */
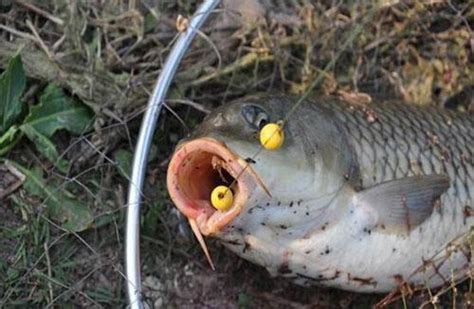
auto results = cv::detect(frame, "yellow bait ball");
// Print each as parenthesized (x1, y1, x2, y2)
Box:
(210, 185, 233, 211)
(259, 123, 284, 150)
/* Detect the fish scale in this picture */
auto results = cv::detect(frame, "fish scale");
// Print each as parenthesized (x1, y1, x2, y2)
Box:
(330, 100, 473, 208)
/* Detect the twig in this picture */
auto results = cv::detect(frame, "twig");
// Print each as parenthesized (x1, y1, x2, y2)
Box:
(163, 103, 189, 132)
(140, 84, 190, 132)
(191, 52, 274, 86)
(52, 34, 66, 51)
(167, 99, 210, 113)
(16, 1, 64, 26)
(26, 19, 53, 60)
(194, 28, 223, 71)
(0, 24, 36, 41)
(43, 243, 54, 303)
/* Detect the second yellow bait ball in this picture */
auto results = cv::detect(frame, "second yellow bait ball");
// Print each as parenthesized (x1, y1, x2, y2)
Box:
(210, 185, 233, 211)
(259, 122, 284, 150)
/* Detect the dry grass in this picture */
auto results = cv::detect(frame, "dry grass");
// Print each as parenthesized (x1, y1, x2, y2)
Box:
(0, 0, 473, 307)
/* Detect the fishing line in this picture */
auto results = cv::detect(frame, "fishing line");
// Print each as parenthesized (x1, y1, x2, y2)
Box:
(218, 5, 376, 200)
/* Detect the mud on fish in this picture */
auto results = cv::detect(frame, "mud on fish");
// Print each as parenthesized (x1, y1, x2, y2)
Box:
(167, 95, 473, 292)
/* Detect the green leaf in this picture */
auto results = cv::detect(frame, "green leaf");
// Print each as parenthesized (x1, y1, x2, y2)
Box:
(238, 292, 252, 309)
(23, 84, 93, 137)
(10, 161, 94, 232)
(0, 55, 26, 133)
(22, 165, 44, 196)
(144, 10, 161, 33)
(114, 149, 132, 179)
(0, 125, 21, 156)
(17, 85, 92, 169)
(142, 202, 164, 236)
(21, 125, 59, 163)
(53, 199, 94, 232)
(20, 124, 69, 172)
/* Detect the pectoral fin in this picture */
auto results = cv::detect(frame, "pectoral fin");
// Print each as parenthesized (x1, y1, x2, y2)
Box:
(357, 175, 450, 233)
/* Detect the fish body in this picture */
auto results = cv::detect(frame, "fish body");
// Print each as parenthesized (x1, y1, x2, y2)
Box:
(167, 95, 473, 292)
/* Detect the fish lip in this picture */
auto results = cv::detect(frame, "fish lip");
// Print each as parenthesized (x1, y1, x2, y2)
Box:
(167, 137, 257, 236)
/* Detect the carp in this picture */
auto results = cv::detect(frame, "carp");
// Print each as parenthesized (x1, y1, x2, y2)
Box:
(167, 95, 473, 292)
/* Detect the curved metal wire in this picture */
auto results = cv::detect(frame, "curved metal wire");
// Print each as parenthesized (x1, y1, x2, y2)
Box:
(125, 1, 220, 308)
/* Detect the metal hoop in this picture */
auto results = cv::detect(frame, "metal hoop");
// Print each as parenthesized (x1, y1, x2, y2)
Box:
(125, 1, 220, 307)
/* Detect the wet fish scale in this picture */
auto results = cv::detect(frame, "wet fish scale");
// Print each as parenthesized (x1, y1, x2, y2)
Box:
(328, 101, 473, 260)
(331, 101, 474, 207)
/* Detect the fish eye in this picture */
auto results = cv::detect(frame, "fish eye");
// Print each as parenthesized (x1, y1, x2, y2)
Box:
(255, 113, 268, 130)
(241, 104, 269, 130)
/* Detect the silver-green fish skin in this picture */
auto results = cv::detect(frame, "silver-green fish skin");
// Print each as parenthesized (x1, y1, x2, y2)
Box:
(168, 95, 473, 292)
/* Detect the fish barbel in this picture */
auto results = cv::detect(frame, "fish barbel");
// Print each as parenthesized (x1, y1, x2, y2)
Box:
(167, 95, 473, 292)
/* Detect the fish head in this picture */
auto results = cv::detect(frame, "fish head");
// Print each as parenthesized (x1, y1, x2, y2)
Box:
(167, 95, 349, 239)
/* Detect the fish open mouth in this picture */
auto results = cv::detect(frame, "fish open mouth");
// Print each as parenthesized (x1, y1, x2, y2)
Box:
(167, 138, 259, 236)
